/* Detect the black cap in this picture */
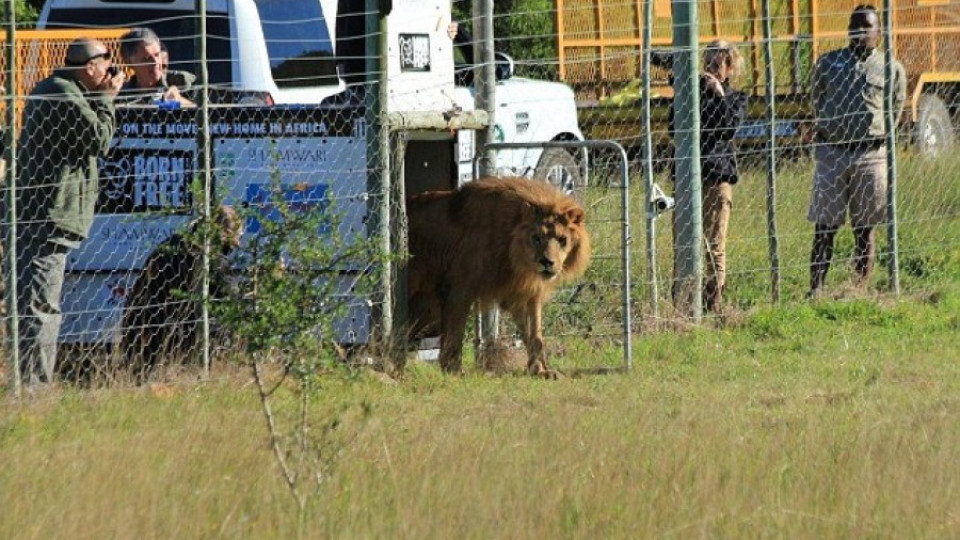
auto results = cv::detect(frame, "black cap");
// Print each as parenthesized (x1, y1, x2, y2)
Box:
(65, 38, 109, 66)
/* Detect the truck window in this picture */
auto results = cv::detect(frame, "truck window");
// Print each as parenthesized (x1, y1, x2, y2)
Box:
(43, 9, 233, 87)
(253, 0, 337, 88)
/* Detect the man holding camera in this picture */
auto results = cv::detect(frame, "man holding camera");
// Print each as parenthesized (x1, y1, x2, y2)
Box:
(8, 37, 121, 385)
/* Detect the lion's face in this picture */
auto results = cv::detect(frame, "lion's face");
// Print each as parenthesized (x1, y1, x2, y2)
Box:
(516, 204, 585, 281)
(216, 205, 244, 252)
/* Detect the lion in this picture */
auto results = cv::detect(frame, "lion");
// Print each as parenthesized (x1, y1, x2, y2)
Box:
(406, 176, 591, 378)
(119, 205, 243, 383)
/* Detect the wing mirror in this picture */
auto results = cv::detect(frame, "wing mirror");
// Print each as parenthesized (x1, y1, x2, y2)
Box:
(494, 52, 515, 81)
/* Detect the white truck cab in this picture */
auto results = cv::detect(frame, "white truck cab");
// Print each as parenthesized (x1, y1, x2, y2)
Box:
(39, 0, 345, 105)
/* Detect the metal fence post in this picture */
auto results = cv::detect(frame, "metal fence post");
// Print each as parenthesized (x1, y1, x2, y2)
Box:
(761, 0, 782, 304)
(195, 0, 213, 377)
(641, 0, 659, 318)
(474, 0, 499, 350)
(671, 0, 702, 320)
(883, 0, 900, 296)
(4, 0, 20, 396)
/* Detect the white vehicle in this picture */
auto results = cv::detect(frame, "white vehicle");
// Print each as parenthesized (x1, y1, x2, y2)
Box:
(36, 0, 586, 344)
(39, 0, 345, 105)
(38, 0, 586, 189)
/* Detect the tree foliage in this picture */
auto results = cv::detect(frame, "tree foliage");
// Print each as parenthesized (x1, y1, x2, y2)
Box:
(9, 0, 40, 24)
(452, 0, 559, 79)
(188, 162, 389, 532)
(210, 180, 385, 357)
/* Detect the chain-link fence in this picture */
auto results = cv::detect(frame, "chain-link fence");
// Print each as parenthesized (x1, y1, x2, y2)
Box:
(557, 0, 960, 321)
(2, 23, 381, 389)
(2, 1, 626, 390)
(4, 0, 960, 390)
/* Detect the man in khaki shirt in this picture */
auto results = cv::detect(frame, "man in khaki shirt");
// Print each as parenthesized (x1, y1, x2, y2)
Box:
(807, 4, 906, 297)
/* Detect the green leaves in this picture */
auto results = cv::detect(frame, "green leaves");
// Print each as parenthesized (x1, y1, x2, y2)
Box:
(210, 179, 383, 358)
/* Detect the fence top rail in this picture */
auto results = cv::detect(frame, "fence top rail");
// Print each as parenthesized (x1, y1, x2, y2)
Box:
(481, 139, 628, 155)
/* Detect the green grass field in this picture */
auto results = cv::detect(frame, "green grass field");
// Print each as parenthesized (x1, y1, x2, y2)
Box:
(3, 150, 960, 538)
(578, 149, 960, 313)
(3, 287, 960, 538)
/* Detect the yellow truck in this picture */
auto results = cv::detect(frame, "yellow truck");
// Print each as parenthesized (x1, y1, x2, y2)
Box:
(557, 0, 960, 156)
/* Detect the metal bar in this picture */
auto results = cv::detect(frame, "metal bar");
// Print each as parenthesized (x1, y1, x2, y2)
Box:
(641, 0, 659, 318)
(634, 0, 643, 81)
(761, 0, 781, 304)
(749, 0, 760, 90)
(474, 0, 499, 351)
(195, 0, 212, 378)
(671, 0, 703, 320)
(557, 0, 567, 82)
(4, 0, 20, 396)
(711, 0, 720, 38)
(811, 0, 820, 62)
(597, 0, 607, 84)
(790, 0, 802, 94)
(883, 0, 900, 295)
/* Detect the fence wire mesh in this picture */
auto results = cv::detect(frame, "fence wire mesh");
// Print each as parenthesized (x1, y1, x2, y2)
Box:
(557, 0, 960, 323)
(3, 0, 960, 389)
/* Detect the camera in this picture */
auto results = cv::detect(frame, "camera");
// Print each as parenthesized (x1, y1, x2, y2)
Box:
(106, 66, 120, 78)
(650, 183, 675, 217)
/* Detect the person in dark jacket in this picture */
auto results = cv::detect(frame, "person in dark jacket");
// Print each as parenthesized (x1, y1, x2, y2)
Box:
(11, 37, 122, 385)
(670, 40, 747, 313)
(120, 205, 243, 383)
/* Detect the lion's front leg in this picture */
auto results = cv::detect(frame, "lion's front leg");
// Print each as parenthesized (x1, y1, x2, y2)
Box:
(512, 299, 560, 379)
(438, 292, 471, 374)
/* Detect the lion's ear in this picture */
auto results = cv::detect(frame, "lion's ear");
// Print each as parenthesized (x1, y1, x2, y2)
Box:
(565, 206, 585, 225)
(520, 201, 536, 222)
(522, 202, 547, 221)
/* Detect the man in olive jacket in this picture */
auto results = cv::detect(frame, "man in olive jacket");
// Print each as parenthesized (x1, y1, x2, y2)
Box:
(12, 37, 123, 385)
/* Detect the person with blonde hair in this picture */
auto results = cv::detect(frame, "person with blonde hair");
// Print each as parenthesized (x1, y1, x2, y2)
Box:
(670, 39, 748, 312)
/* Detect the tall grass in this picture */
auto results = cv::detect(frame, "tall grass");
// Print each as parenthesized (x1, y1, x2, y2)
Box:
(3, 286, 960, 538)
(3, 149, 960, 539)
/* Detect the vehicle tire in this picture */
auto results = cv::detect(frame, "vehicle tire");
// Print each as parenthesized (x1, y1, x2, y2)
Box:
(914, 93, 955, 156)
(534, 147, 585, 200)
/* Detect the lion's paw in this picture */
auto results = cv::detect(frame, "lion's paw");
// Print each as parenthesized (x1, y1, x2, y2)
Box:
(528, 364, 563, 380)
(540, 369, 564, 380)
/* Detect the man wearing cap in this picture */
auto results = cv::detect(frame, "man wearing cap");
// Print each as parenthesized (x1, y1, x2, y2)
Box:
(10, 36, 123, 385)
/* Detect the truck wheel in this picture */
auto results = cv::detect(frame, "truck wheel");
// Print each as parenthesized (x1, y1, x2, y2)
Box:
(914, 94, 955, 155)
(535, 148, 585, 200)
